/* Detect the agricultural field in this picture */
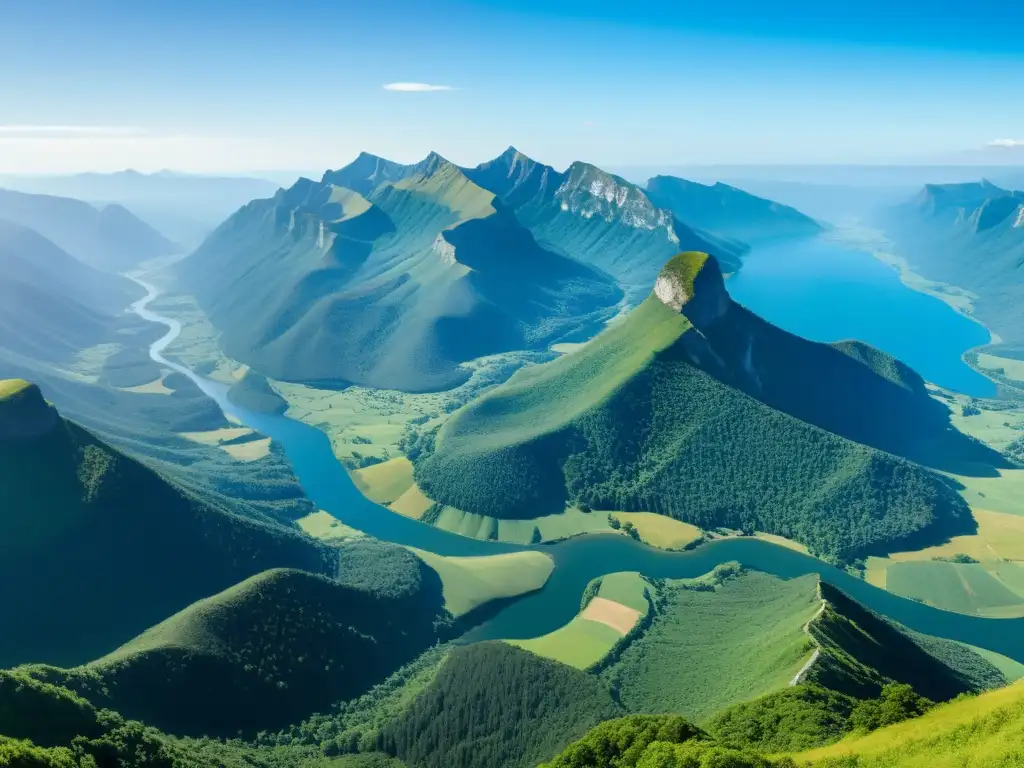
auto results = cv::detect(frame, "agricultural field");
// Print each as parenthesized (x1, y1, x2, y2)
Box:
(408, 548, 554, 617)
(178, 426, 272, 462)
(508, 572, 650, 669)
(296, 510, 366, 542)
(431, 504, 615, 543)
(975, 351, 1024, 384)
(352, 457, 415, 504)
(606, 571, 820, 722)
(118, 371, 174, 395)
(389, 484, 435, 519)
(609, 512, 703, 550)
(883, 560, 1024, 618)
(273, 348, 542, 468)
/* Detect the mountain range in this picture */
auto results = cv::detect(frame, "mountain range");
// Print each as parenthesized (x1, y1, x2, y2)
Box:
(0, 188, 180, 272)
(645, 175, 825, 242)
(0, 170, 283, 249)
(173, 148, 772, 393)
(877, 180, 1024, 351)
(0, 220, 143, 367)
(414, 252, 1003, 562)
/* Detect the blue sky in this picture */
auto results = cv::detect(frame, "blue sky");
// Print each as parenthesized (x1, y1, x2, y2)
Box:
(3, 0, 1024, 173)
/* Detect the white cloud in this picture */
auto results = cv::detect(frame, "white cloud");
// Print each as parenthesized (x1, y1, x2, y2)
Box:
(382, 82, 455, 92)
(988, 138, 1024, 148)
(0, 125, 146, 138)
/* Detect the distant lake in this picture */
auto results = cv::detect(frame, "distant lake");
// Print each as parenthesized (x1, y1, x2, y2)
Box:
(727, 238, 996, 398)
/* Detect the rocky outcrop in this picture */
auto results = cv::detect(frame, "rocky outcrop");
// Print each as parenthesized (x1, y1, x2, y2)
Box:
(0, 380, 59, 440)
(653, 252, 730, 329)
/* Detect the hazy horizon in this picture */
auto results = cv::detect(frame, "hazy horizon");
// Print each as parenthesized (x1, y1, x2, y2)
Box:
(5, 0, 1024, 173)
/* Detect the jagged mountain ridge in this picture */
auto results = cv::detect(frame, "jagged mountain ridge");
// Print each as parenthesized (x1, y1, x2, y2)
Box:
(464, 147, 747, 302)
(176, 152, 629, 392)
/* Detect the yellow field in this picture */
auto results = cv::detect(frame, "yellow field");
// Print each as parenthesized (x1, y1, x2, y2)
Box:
(884, 509, 1024, 563)
(178, 427, 254, 445)
(712, 529, 810, 555)
(221, 437, 271, 461)
(610, 512, 703, 550)
(753, 532, 811, 555)
(296, 510, 365, 541)
(408, 548, 554, 617)
(976, 352, 1024, 383)
(506, 572, 649, 669)
(389, 484, 434, 519)
(794, 679, 1024, 767)
(119, 373, 174, 395)
(508, 617, 624, 670)
(580, 597, 641, 634)
(352, 457, 415, 504)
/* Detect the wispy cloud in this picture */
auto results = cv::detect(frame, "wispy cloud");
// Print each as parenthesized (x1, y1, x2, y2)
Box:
(0, 125, 147, 138)
(382, 82, 456, 92)
(988, 138, 1024, 148)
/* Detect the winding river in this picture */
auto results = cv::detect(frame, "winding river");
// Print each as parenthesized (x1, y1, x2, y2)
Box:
(129, 275, 1024, 664)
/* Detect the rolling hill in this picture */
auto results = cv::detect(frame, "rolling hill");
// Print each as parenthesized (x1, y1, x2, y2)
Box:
(0, 188, 179, 272)
(414, 252, 1000, 562)
(0, 380, 337, 668)
(645, 175, 824, 243)
(877, 180, 1024, 350)
(0, 219, 142, 366)
(463, 147, 747, 301)
(175, 153, 623, 392)
(32, 548, 450, 736)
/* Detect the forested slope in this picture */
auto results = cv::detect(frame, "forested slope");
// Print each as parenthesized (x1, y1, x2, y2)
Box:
(415, 253, 988, 562)
(0, 380, 335, 668)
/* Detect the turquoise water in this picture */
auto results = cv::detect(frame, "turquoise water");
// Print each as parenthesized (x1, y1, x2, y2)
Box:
(130, 277, 1024, 663)
(727, 238, 996, 398)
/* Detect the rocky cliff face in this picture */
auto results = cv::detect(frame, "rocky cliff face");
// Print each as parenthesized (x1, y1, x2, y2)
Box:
(0, 380, 59, 440)
(555, 162, 680, 244)
(653, 252, 730, 329)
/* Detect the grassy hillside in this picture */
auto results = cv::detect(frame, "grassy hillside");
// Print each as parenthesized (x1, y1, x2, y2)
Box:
(0, 383, 336, 668)
(464, 148, 746, 305)
(175, 153, 621, 392)
(603, 570, 821, 721)
(415, 253, 986, 562)
(30, 549, 449, 736)
(646, 175, 823, 243)
(0, 189, 179, 271)
(876, 180, 1024, 349)
(795, 678, 1024, 766)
